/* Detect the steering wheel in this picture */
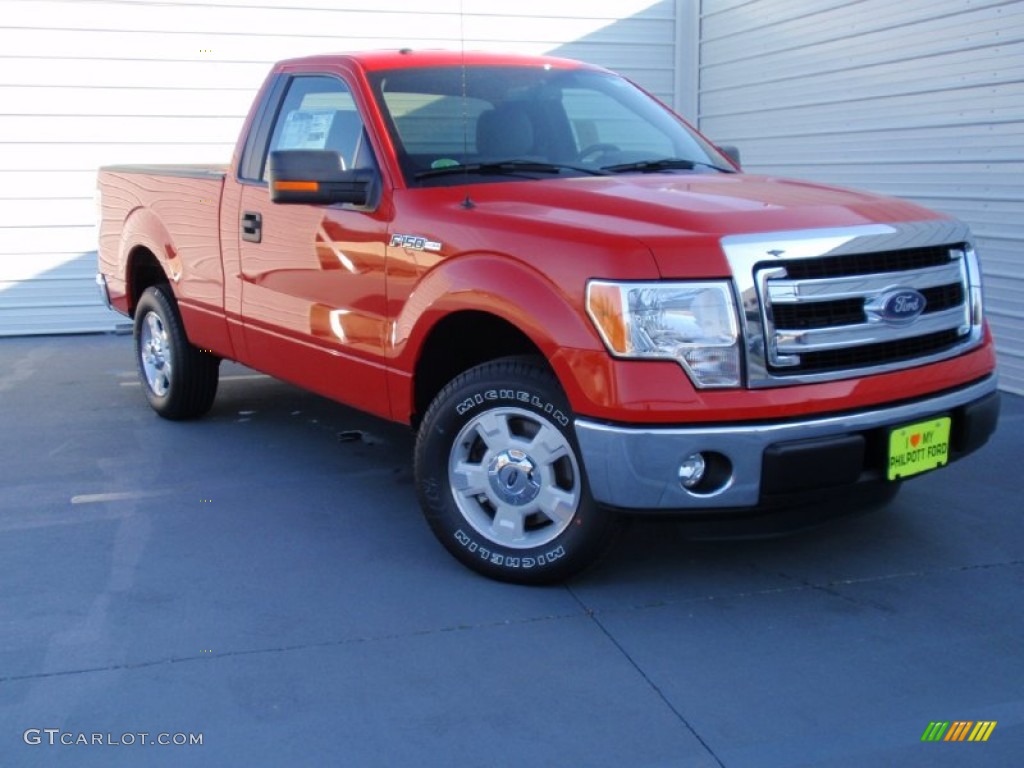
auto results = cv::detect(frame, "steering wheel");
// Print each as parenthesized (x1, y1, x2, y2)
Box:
(578, 143, 621, 164)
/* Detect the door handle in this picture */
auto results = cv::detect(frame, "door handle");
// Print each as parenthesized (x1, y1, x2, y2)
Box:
(241, 211, 262, 243)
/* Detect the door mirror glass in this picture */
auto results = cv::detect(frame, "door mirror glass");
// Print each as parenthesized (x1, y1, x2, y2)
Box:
(268, 150, 375, 206)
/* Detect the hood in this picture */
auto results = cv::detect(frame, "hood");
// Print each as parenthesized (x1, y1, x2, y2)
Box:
(465, 173, 949, 277)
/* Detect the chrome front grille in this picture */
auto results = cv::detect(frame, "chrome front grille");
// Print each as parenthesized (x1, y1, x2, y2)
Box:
(721, 221, 985, 388)
(763, 251, 969, 372)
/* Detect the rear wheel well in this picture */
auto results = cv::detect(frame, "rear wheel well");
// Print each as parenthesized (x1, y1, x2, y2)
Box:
(412, 312, 547, 427)
(127, 247, 169, 316)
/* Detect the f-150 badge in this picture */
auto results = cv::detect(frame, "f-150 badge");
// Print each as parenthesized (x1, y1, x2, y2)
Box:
(389, 234, 442, 252)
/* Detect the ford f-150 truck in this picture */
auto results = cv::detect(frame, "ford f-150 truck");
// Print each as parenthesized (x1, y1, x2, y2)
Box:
(97, 50, 1000, 583)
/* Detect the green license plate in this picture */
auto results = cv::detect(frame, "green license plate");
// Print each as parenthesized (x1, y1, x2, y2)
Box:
(888, 417, 951, 481)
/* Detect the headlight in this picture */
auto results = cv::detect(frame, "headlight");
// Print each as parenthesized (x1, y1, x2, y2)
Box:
(586, 280, 742, 388)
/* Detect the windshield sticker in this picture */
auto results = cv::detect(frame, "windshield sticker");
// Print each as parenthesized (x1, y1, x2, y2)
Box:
(279, 110, 336, 150)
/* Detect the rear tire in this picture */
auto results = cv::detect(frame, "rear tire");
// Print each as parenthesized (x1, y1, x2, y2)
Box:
(414, 357, 620, 584)
(134, 285, 219, 420)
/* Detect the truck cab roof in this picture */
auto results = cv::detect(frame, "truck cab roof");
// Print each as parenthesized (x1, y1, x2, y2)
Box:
(275, 48, 603, 74)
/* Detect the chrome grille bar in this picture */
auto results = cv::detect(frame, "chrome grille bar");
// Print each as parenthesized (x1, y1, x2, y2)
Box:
(775, 306, 969, 354)
(766, 261, 963, 304)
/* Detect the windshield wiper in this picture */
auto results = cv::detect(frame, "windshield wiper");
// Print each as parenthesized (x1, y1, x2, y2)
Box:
(415, 160, 609, 180)
(602, 158, 735, 174)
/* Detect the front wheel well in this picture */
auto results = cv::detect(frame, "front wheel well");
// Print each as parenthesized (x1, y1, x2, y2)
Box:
(412, 311, 547, 427)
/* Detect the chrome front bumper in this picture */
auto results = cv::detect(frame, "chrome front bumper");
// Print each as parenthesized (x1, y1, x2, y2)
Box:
(574, 376, 999, 511)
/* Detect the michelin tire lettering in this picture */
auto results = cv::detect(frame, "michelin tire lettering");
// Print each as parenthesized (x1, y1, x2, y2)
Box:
(454, 529, 567, 569)
(455, 389, 569, 427)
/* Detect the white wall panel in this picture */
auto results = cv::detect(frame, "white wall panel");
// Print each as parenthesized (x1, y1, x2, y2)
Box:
(699, 0, 1024, 394)
(0, 252, 102, 281)
(0, 144, 236, 171)
(0, 200, 95, 229)
(0, 0, 676, 335)
(1, 87, 257, 118)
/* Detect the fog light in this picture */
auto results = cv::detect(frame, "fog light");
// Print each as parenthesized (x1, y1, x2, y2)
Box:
(678, 453, 706, 489)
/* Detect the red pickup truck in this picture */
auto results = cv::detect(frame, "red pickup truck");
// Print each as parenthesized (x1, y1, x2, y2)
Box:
(97, 50, 999, 583)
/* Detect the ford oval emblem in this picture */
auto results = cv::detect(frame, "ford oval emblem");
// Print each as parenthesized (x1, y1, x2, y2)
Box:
(866, 288, 927, 325)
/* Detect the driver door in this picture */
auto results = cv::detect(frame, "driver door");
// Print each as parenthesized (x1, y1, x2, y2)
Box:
(236, 74, 392, 418)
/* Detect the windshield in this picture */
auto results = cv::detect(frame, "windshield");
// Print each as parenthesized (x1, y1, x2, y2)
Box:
(366, 65, 731, 187)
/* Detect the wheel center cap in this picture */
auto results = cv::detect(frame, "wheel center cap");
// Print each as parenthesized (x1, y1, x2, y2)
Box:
(488, 449, 541, 506)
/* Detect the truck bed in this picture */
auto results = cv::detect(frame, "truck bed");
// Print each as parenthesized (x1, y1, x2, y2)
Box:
(99, 163, 227, 180)
(97, 164, 228, 332)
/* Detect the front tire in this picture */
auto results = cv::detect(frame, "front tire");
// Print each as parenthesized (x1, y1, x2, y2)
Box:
(134, 285, 219, 420)
(414, 358, 620, 584)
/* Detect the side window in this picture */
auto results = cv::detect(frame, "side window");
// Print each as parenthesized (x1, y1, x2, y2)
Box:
(261, 75, 376, 180)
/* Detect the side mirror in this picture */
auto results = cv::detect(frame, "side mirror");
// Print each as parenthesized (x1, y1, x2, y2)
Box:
(717, 144, 741, 169)
(268, 150, 376, 206)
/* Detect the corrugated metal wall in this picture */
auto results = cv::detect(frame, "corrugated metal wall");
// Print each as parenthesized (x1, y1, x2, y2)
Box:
(0, 0, 675, 336)
(697, 0, 1024, 394)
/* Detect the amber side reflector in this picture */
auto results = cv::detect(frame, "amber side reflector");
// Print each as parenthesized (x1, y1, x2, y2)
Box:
(274, 180, 320, 192)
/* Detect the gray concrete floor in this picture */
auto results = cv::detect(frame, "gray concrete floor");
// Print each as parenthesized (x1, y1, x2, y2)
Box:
(1, 334, 1021, 767)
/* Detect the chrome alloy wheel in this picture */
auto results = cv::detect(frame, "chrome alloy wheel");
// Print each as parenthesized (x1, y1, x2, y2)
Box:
(139, 310, 173, 397)
(448, 406, 581, 549)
